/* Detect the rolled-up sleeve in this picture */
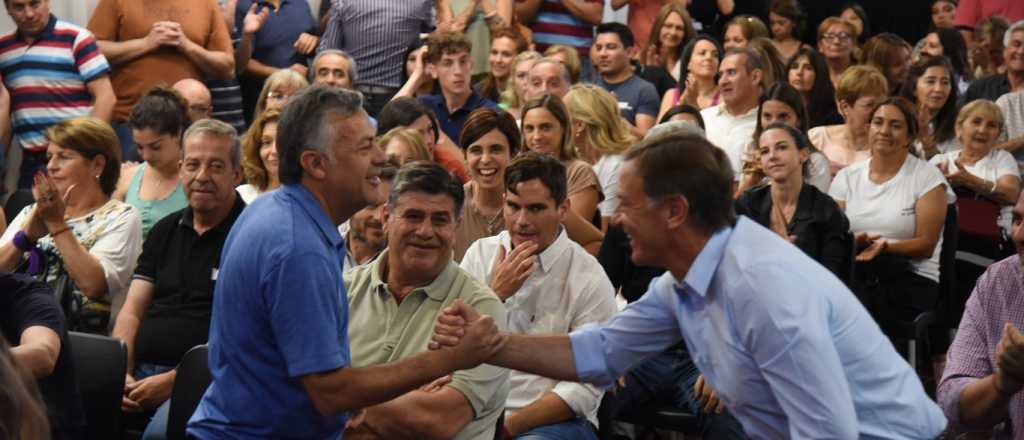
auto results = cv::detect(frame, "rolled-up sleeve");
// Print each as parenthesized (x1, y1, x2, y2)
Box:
(938, 278, 996, 428)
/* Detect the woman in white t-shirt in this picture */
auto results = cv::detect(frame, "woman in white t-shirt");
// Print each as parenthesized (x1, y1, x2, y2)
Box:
(930, 100, 1022, 236)
(563, 84, 638, 232)
(830, 97, 950, 322)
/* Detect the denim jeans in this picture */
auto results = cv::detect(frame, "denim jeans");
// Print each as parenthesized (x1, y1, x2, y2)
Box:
(598, 343, 747, 439)
(135, 363, 174, 440)
(513, 418, 598, 440)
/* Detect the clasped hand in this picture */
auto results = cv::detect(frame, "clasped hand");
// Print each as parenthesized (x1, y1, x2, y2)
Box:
(427, 299, 506, 370)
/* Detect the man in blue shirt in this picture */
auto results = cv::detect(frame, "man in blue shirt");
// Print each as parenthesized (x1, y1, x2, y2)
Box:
(187, 86, 506, 439)
(416, 31, 498, 147)
(435, 131, 948, 438)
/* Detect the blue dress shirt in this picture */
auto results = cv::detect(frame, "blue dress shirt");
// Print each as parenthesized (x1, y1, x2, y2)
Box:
(188, 184, 351, 439)
(570, 217, 947, 439)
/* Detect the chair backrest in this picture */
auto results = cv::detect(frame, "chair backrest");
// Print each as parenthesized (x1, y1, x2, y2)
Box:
(939, 203, 959, 328)
(167, 344, 212, 440)
(67, 331, 126, 440)
(4, 189, 34, 222)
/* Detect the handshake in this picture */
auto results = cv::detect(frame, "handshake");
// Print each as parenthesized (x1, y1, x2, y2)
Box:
(428, 299, 507, 371)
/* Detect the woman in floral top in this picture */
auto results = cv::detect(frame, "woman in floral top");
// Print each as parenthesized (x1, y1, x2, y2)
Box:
(0, 117, 142, 334)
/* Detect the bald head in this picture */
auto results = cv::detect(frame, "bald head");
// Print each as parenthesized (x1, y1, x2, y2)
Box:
(173, 78, 213, 122)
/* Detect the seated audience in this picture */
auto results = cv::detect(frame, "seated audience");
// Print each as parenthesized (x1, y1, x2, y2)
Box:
(900, 56, 959, 159)
(114, 87, 190, 237)
(808, 65, 889, 175)
(962, 20, 1024, 104)
(172, 79, 213, 122)
(930, 100, 1021, 248)
(454, 108, 521, 262)
(1, 272, 83, 439)
(416, 31, 499, 145)
(768, 0, 811, 62)
(861, 33, 913, 95)
(738, 82, 832, 194)
(343, 162, 509, 439)
(477, 27, 529, 103)
(591, 23, 659, 137)
(0, 117, 143, 334)
(639, 3, 696, 82)
(310, 49, 356, 90)
(237, 110, 281, 203)
(525, 57, 572, 102)
(785, 47, 839, 128)
(461, 152, 616, 439)
(0, 0, 114, 192)
(563, 84, 637, 229)
(398, 40, 435, 100)
(996, 89, 1024, 173)
(737, 123, 851, 278)
(341, 160, 397, 271)
(970, 16, 1010, 80)
(252, 69, 309, 118)
(377, 97, 469, 182)
(930, 0, 956, 29)
(501, 51, 543, 119)
(380, 127, 433, 165)
(112, 119, 244, 440)
(700, 47, 763, 180)
(722, 15, 769, 50)
(817, 17, 858, 87)
(829, 97, 950, 325)
(657, 35, 723, 119)
(937, 190, 1024, 436)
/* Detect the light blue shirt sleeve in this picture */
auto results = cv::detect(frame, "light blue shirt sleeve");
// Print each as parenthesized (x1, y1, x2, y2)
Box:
(569, 275, 684, 389)
(734, 263, 859, 439)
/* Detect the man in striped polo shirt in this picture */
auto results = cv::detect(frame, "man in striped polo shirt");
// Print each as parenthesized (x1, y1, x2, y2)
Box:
(0, 0, 115, 194)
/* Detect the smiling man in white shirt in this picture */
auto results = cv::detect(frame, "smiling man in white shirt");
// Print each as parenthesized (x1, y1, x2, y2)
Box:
(700, 47, 763, 180)
(461, 152, 617, 439)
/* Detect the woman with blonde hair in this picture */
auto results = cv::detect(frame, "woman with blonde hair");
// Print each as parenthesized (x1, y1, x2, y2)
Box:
(817, 17, 859, 87)
(378, 127, 433, 165)
(808, 65, 889, 175)
(253, 69, 309, 118)
(640, 3, 697, 81)
(500, 51, 543, 119)
(563, 84, 637, 229)
(238, 110, 282, 203)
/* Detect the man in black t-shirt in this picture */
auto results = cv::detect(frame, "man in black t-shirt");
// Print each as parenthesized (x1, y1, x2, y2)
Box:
(0, 272, 86, 440)
(111, 119, 245, 438)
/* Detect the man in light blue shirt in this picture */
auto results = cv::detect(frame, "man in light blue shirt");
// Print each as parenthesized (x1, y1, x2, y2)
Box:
(434, 131, 947, 439)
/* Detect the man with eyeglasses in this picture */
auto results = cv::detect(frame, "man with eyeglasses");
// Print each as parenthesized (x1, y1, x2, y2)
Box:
(173, 79, 214, 123)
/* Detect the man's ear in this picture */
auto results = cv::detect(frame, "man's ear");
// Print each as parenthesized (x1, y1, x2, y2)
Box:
(627, 45, 639, 60)
(557, 197, 571, 222)
(299, 150, 327, 180)
(750, 68, 763, 88)
(663, 195, 690, 230)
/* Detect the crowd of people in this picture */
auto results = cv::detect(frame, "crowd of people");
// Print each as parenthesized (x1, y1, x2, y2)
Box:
(2, 0, 1024, 439)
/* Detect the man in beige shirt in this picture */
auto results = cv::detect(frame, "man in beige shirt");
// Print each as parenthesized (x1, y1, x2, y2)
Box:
(344, 162, 509, 439)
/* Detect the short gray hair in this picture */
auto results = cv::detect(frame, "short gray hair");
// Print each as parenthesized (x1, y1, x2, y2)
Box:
(387, 161, 465, 218)
(1005, 20, 1024, 47)
(724, 47, 764, 74)
(646, 120, 706, 140)
(311, 49, 359, 85)
(531, 57, 571, 84)
(182, 118, 240, 167)
(276, 86, 365, 184)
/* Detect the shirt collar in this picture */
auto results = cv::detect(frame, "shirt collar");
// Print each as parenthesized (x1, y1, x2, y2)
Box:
(17, 14, 56, 43)
(716, 102, 758, 119)
(438, 91, 482, 115)
(367, 249, 457, 301)
(676, 225, 734, 297)
(281, 183, 343, 247)
(178, 192, 247, 234)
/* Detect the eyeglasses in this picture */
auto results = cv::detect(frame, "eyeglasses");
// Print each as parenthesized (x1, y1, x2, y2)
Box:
(822, 32, 852, 43)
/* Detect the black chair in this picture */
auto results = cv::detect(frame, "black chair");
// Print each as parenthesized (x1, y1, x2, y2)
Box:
(3, 189, 34, 221)
(68, 331, 126, 440)
(167, 344, 212, 440)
